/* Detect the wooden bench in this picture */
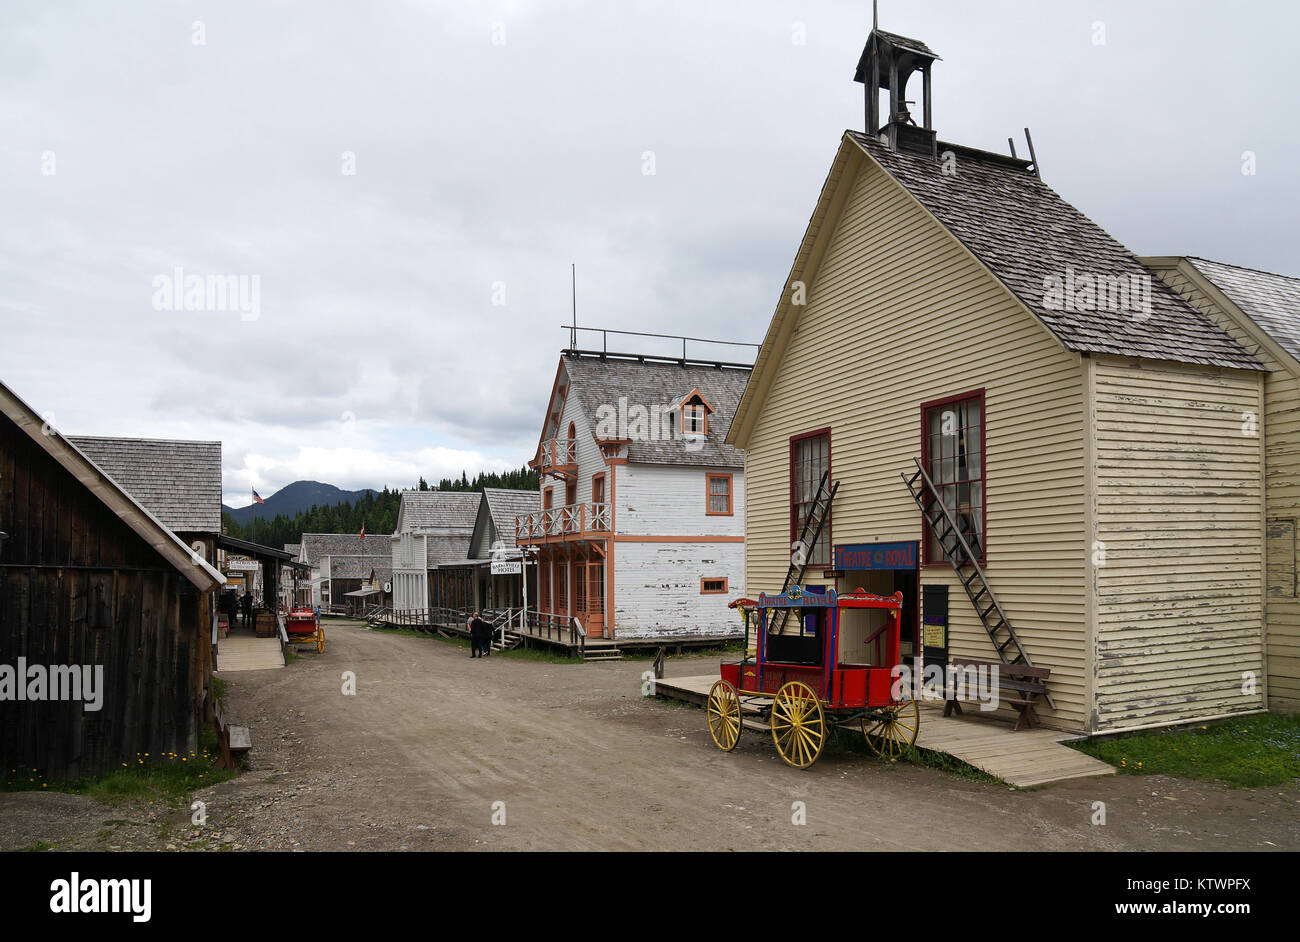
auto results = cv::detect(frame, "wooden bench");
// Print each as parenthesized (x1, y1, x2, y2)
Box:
(943, 657, 1051, 731)
(212, 700, 252, 769)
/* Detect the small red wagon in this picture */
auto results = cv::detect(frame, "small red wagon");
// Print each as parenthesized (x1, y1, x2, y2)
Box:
(709, 586, 918, 768)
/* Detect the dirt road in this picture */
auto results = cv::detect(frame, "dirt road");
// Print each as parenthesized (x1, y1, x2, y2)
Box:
(4, 619, 1297, 851)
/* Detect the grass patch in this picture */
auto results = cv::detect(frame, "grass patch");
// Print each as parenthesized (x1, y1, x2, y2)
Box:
(618, 641, 747, 662)
(283, 648, 300, 665)
(1067, 713, 1300, 788)
(2, 724, 237, 804)
(212, 675, 229, 706)
(22, 841, 53, 852)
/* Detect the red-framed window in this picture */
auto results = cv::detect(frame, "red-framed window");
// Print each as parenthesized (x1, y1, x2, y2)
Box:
(921, 389, 986, 566)
(706, 472, 733, 515)
(789, 428, 831, 568)
(700, 577, 728, 594)
(591, 472, 606, 505)
(543, 487, 554, 510)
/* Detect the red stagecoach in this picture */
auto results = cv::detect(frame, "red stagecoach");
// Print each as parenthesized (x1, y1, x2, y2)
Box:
(709, 585, 918, 768)
(285, 606, 324, 653)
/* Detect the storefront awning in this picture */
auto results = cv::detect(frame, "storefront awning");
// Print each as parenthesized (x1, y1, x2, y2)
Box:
(344, 586, 384, 598)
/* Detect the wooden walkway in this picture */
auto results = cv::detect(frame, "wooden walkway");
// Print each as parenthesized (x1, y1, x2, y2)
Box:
(655, 674, 1114, 788)
(216, 635, 285, 672)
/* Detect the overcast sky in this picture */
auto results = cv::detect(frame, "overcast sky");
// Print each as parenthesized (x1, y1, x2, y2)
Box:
(3, 0, 1296, 507)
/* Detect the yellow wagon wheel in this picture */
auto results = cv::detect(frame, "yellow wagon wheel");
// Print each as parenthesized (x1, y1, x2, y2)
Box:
(706, 680, 742, 752)
(770, 681, 826, 769)
(317, 625, 325, 654)
(863, 694, 920, 759)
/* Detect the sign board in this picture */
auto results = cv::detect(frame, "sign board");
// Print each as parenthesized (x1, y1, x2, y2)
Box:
(226, 559, 259, 572)
(491, 560, 522, 575)
(757, 586, 837, 609)
(834, 541, 918, 572)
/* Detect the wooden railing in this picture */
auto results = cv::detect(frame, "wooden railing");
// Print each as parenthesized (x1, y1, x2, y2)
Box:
(516, 502, 610, 544)
(537, 437, 578, 474)
(380, 606, 586, 653)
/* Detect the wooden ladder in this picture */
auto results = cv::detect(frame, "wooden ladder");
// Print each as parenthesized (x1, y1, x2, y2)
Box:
(772, 469, 839, 635)
(901, 458, 1054, 709)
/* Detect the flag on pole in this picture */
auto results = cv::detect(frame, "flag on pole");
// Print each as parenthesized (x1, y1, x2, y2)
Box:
(360, 522, 366, 540)
(252, 490, 264, 505)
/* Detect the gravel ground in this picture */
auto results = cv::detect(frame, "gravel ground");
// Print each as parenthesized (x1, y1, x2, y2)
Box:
(3, 619, 1297, 852)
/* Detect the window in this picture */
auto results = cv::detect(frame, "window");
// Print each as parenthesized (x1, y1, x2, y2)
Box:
(706, 473, 733, 515)
(592, 473, 606, 505)
(790, 430, 831, 567)
(922, 391, 985, 565)
(701, 577, 728, 594)
(683, 403, 707, 435)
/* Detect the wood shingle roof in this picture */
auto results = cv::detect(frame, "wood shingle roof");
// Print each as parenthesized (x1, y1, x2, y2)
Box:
(563, 355, 749, 468)
(1185, 258, 1300, 365)
(847, 132, 1264, 371)
(68, 435, 223, 534)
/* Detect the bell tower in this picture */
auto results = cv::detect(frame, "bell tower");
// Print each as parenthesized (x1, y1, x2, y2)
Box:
(853, 2, 940, 157)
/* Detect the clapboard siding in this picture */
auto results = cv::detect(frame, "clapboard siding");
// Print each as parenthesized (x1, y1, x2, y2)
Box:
(741, 152, 1091, 731)
(1148, 260, 1300, 712)
(613, 540, 744, 638)
(617, 464, 744, 537)
(1092, 356, 1266, 727)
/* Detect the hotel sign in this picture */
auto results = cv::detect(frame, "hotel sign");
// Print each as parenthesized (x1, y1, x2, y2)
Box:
(834, 541, 918, 571)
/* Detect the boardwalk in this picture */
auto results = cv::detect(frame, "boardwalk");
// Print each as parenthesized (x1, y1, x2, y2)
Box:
(653, 674, 1115, 788)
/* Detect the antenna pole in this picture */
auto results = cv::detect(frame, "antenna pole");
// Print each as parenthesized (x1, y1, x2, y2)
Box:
(1024, 128, 1042, 179)
(873, 0, 878, 30)
(571, 263, 577, 349)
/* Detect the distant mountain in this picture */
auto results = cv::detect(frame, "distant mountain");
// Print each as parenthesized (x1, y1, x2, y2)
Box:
(222, 480, 379, 525)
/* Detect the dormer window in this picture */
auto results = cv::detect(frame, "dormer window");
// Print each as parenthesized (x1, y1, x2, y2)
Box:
(671, 388, 714, 439)
(683, 403, 707, 435)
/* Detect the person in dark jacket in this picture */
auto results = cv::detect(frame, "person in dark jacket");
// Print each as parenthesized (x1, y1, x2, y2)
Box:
(468, 612, 493, 658)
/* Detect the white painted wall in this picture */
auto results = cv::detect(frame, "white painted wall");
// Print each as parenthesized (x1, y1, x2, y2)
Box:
(391, 532, 428, 611)
(616, 463, 744, 537)
(613, 540, 745, 638)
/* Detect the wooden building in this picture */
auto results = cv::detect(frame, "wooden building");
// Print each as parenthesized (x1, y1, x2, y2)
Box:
(388, 490, 480, 613)
(1143, 257, 1300, 712)
(296, 533, 389, 613)
(437, 488, 538, 617)
(0, 380, 224, 778)
(69, 435, 222, 569)
(726, 23, 1269, 734)
(516, 350, 749, 640)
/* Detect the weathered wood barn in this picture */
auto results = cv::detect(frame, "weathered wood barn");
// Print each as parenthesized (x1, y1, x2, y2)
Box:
(388, 490, 480, 613)
(517, 349, 749, 639)
(1143, 257, 1300, 712)
(0, 380, 224, 778)
(68, 435, 222, 568)
(727, 24, 1270, 734)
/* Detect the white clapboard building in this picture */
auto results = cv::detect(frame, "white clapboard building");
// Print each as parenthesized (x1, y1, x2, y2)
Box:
(516, 347, 750, 640)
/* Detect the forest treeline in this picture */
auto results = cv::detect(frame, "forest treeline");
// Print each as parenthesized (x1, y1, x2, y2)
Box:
(222, 466, 539, 548)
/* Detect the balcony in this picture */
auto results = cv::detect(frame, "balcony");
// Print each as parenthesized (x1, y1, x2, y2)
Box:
(516, 502, 611, 545)
(535, 437, 578, 478)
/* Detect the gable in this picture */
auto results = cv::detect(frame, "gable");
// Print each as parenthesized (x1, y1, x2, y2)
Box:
(731, 133, 1263, 448)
